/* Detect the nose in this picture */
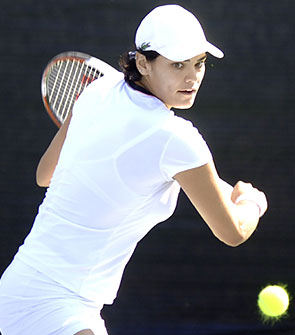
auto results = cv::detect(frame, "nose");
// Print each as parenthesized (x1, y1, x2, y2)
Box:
(185, 66, 204, 83)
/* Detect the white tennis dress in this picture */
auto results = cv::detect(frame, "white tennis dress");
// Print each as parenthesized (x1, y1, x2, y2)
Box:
(0, 73, 212, 335)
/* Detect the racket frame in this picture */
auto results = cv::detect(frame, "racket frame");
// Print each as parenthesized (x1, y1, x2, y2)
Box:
(41, 51, 119, 127)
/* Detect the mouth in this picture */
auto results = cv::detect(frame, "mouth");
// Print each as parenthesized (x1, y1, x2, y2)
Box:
(178, 89, 197, 95)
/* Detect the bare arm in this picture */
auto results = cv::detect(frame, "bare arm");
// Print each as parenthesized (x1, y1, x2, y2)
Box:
(174, 160, 267, 247)
(36, 112, 72, 187)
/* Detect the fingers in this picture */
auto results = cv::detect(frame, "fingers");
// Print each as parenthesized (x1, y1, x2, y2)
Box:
(232, 181, 268, 217)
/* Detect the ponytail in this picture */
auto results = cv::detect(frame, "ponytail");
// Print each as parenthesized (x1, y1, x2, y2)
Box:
(119, 48, 159, 84)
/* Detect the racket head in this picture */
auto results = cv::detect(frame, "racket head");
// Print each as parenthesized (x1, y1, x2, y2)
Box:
(41, 51, 119, 127)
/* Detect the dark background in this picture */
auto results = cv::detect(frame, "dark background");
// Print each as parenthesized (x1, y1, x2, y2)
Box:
(0, 0, 295, 334)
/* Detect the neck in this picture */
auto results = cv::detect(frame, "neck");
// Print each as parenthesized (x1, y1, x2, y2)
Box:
(126, 79, 171, 110)
(126, 78, 153, 96)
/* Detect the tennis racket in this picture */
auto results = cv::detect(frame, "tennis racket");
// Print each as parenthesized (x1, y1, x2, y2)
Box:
(41, 51, 119, 127)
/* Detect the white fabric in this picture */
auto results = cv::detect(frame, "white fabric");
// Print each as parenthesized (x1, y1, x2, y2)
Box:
(0, 75, 212, 333)
(0, 258, 107, 335)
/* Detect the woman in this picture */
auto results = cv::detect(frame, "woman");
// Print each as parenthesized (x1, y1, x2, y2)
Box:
(0, 4, 267, 335)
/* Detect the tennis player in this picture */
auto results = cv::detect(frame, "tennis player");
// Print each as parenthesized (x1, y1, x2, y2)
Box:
(0, 4, 267, 335)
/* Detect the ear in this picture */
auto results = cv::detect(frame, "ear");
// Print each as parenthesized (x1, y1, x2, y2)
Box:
(135, 53, 151, 76)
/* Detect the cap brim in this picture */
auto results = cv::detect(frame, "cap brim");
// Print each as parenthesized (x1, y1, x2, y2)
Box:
(206, 42, 224, 58)
(139, 40, 224, 62)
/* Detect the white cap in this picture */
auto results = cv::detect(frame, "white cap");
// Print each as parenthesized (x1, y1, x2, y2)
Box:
(135, 5, 224, 61)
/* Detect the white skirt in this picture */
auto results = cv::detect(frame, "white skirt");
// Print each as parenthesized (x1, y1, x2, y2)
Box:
(0, 258, 108, 335)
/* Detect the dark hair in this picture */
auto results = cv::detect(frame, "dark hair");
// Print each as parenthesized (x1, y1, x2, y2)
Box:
(119, 48, 160, 84)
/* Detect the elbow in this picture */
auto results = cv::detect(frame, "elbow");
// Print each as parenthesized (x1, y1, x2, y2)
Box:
(36, 158, 53, 187)
(223, 236, 247, 247)
(36, 176, 50, 188)
(217, 230, 249, 248)
(36, 167, 50, 188)
(36, 181, 49, 188)
(214, 216, 258, 247)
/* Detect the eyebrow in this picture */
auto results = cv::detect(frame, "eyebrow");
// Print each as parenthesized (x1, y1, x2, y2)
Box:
(184, 55, 207, 63)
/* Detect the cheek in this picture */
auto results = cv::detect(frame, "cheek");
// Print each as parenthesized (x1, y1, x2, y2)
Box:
(158, 82, 177, 103)
(149, 68, 183, 105)
(158, 73, 179, 93)
(152, 74, 174, 97)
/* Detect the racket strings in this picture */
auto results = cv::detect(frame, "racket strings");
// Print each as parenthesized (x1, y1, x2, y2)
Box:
(47, 59, 103, 123)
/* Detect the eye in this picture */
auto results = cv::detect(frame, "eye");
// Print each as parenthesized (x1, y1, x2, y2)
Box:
(196, 59, 206, 68)
(173, 62, 184, 69)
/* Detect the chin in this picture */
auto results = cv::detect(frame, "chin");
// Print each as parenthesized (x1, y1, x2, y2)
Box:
(173, 95, 197, 109)
(172, 101, 195, 109)
(176, 104, 194, 110)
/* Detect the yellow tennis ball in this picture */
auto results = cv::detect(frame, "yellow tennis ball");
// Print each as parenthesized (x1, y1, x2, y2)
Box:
(258, 285, 289, 318)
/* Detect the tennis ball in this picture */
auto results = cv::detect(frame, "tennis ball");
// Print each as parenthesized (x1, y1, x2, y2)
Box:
(257, 285, 289, 318)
